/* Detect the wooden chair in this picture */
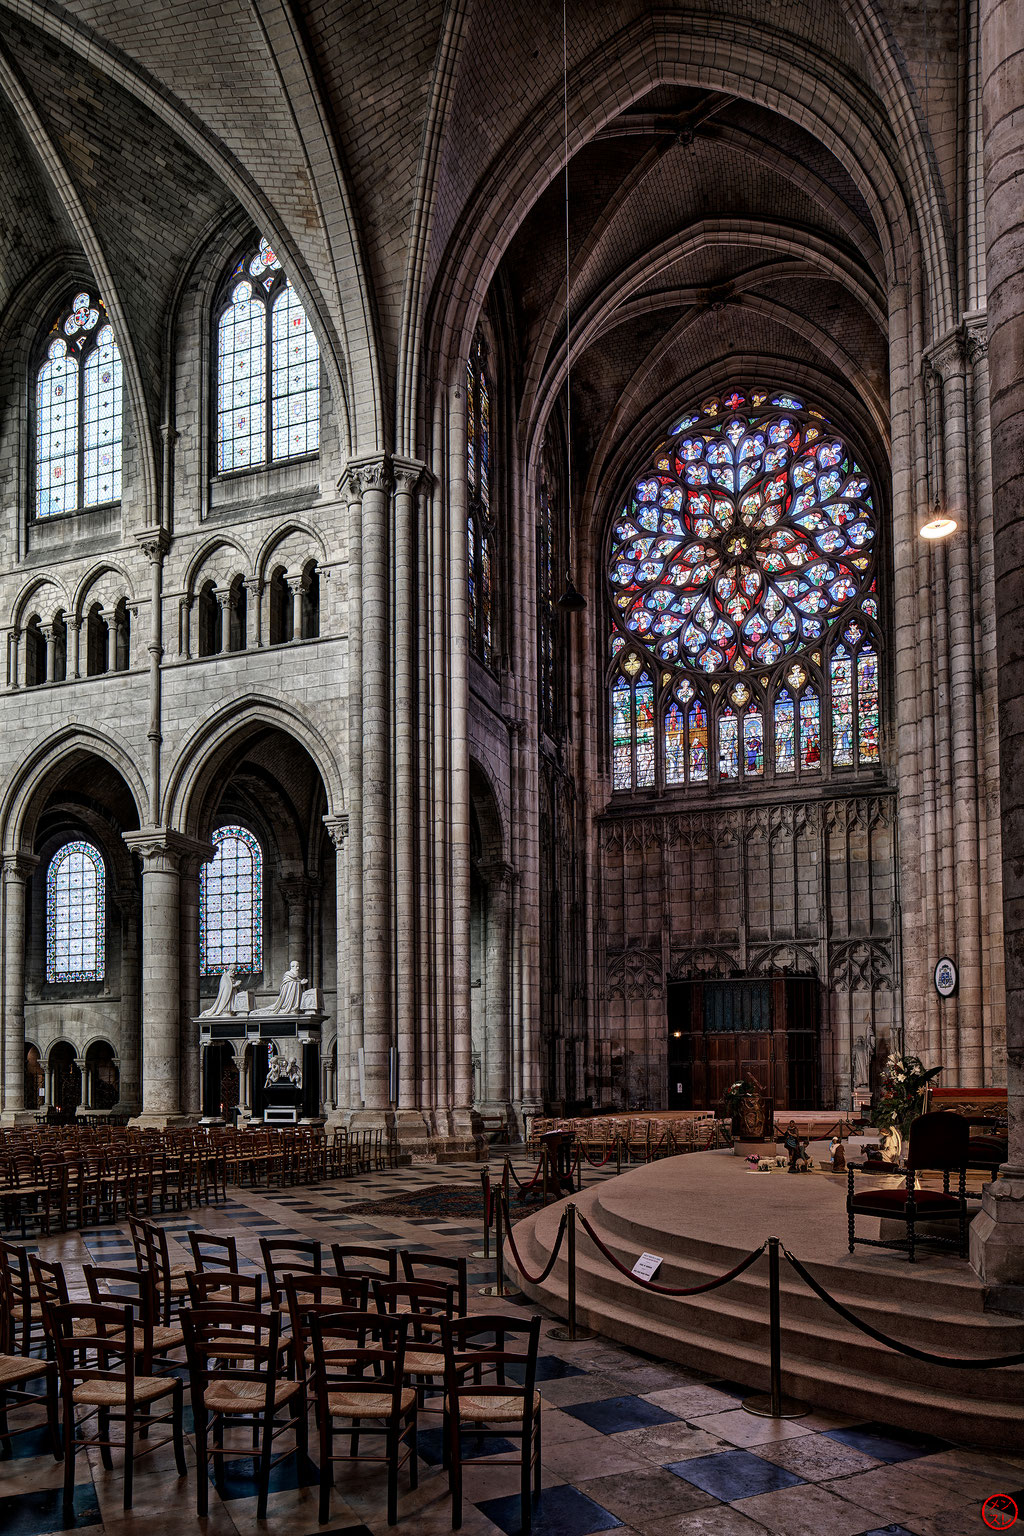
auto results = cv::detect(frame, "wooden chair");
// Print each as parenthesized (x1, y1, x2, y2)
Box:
(260, 1237, 322, 1307)
(308, 1309, 417, 1527)
(441, 1313, 542, 1532)
(181, 1305, 306, 1520)
(50, 1300, 186, 1517)
(848, 1111, 971, 1261)
(0, 1271, 61, 1461)
(398, 1252, 468, 1322)
(331, 1242, 398, 1283)
(187, 1230, 239, 1274)
(0, 1238, 46, 1358)
(185, 1269, 265, 1311)
(130, 1218, 191, 1324)
(282, 1273, 368, 1386)
(82, 1264, 184, 1373)
(373, 1279, 456, 1407)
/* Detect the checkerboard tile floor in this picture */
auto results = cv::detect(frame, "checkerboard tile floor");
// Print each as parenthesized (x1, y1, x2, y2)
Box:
(2, 1153, 1021, 1536)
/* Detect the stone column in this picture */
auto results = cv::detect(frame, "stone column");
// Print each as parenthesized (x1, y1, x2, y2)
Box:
(392, 460, 430, 1144)
(972, 0, 1024, 1287)
(7, 629, 20, 690)
(123, 830, 210, 1127)
(279, 876, 313, 974)
(323, 814, 349, 1120)
(0, 852, 39, 1124)
(67, 618, 82, 679)
(286, 575, 306, 642)
(244, 578, 262, 647)
(447, 379, 474, 1142)
(479, 860, 514, 1109)
(78, 1057, 91, 1110)
(215, 587, 232, 654)
(348, 460, 393, 1119)
(100, 607, 118, 674)
(40, 623, 56, 685)
(115, 888, 141, 1116)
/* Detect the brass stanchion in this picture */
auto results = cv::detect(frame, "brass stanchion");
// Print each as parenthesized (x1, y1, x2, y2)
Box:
(542, 1145, 550, 1203)
(549, 1202, 595, 1341)
(742, 1236, 808, 1419)
(615, 1136, 622, 1175)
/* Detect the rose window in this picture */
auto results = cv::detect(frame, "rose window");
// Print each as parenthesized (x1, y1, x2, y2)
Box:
(609, 391, 875, 674)
(608, 390, 882, 793)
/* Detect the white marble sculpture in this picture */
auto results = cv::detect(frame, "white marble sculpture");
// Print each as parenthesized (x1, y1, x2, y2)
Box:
(252, 960, 308, 1016)
(853, 1028, 875, 1089)
(200, 965, 248, 1019)
(299, 987, 324, 1014)
(264, 1042, 302, 1089)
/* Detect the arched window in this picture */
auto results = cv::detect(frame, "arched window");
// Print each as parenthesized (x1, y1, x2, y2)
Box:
(46, 840, 105, 983)
(35, 292, 122, 517)
(200, 826, 263, 976)
(608, 388, 881, 792)
(467, 328, 494, 664)
(609, 648, 655, 790)
(214, 236, 320, 473)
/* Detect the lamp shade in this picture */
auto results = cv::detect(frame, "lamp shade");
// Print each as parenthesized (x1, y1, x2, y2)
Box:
(556, 575, 587, 611)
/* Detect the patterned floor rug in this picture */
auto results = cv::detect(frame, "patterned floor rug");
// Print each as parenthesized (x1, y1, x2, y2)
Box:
(342, 1183, 541, 1222)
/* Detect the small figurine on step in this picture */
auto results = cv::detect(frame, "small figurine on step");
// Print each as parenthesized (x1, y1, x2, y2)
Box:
(781, 1120, 811, 1173)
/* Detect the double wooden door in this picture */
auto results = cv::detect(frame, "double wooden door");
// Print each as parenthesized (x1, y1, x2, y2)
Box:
(667, 978, 820, 1110)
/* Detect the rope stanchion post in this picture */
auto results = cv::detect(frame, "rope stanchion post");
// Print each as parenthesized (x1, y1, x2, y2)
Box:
(616, 1135, 622, 1175)
(479, 1186, 520, 1299)
(575, 1139, 582, 1192)
(742, 1237, 808, 1420)
(472, 1168, 491, 1259)
(549, 1202, 596, 1342)
(542, 1145, 550, 1204)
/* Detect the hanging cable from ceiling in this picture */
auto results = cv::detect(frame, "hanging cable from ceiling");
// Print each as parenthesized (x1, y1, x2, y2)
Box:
(557, 0, 587, 611)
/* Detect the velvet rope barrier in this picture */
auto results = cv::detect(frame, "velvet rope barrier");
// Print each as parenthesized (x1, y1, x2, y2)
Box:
(575, 1208, 768, 1295)
(783, 1247, 1024, 1369)
(506, 1154, 546, 1193)
(582, 1143, 617, 1167)
(501, 1193, 570, 1287)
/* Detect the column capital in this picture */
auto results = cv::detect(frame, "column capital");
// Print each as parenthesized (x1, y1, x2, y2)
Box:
(214, 586, 234, 610)
(478, 859, 517, 890)
(242, 575, 262, 595)
(2, 850, 39, 883)
(124, 828, 213, 875)
(343, 456, 393, 499)
(322, 813, 349, 849)
(135, 526, 172, 564)
(391, 456, 431, 496)
(278, 874, 317, 909)
(284, 572, 309, 595)
(923, 329, 966, 383)
(963, 313, 989, 366)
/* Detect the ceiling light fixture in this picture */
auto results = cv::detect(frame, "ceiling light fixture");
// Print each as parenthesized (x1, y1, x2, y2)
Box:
(919, 514, 958, 539)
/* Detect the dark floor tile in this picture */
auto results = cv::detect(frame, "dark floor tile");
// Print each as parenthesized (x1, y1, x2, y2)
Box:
(506, 1355, 587, 1384)
(478, 1482, 623, 1536)
(3, 1425, 60, 1460)
(563, 1395, 681, 1435)
(822, 1422, 953, 1464)
(212, 1450, 320, 1500)
(0, 1481, 102, 1535)
(417, 1426, 516, 1465)
(666, 1448, 805, 1501)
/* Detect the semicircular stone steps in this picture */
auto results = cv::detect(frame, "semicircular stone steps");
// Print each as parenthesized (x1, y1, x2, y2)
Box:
(509, 1157, 1024, 1452)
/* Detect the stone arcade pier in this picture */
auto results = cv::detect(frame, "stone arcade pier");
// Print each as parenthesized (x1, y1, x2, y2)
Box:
(973, 0, 1024, 1288)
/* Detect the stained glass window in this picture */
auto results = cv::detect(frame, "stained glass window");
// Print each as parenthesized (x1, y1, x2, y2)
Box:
(200, 826, 263, 976)
(775, 689, 795, 774)
(36, 293, 122, 517)
(46, 841, 105, 982)
(636, 672, 655, 787)
(611, 675, 633, 791)
(467, 328, 495, 664)
(215, 235, 320, 473)
(719, 707, 739, 779)
(537, 435, 564, 735)
(606, 388, 882, 790)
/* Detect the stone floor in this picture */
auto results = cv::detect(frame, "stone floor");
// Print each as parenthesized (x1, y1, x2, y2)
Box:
(2, 1153, 1021, 1536)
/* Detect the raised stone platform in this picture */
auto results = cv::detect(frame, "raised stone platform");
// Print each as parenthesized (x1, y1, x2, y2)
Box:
(511, 1149, 1024, 1451)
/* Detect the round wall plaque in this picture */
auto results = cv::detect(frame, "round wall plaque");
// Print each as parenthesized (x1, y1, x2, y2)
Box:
(934, 957, 958, 998)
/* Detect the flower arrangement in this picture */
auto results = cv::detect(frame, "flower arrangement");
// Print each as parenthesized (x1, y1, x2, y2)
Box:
(871, 1053, 942, 1138)
(722, 1077, 761, 1112)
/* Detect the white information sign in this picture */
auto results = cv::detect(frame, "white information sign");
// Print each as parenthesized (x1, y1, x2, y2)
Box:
(631, 1252, 663, 1282)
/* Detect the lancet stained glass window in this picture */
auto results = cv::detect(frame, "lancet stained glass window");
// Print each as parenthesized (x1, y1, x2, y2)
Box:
(200, 826, 263, 976)
(46, 841, 105, 982)
(215, 236, 320, 473)
(36, 293, 122, 517)
(607, 388, 882, 791)
(467, 328, 494, 664)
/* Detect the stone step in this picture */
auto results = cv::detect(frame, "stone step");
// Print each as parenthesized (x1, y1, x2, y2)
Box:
(511, 1191, 1024, 1450)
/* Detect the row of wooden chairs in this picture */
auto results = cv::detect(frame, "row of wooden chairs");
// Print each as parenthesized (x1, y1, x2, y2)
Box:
(0, 1228, 542, 1531)
(528, 1112, 721, 1161)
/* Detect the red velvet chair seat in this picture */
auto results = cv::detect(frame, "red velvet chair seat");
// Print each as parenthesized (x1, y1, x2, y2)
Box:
(851, 1187, 961, 1213)
(967, 1136, 1006, 1161)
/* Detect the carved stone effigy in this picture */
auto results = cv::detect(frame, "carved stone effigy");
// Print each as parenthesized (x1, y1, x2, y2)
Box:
(195, 960, 328, 1125)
